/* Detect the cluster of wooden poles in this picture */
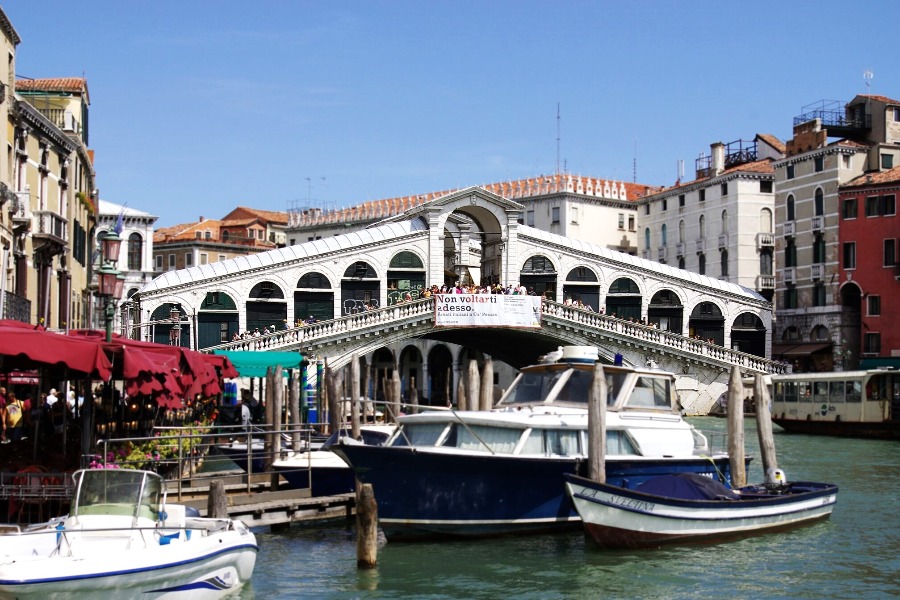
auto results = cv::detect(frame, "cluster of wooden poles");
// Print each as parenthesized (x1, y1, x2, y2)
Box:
(586, 363, 779, 488)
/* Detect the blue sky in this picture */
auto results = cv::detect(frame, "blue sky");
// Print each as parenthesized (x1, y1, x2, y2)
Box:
(5, 1, 899, 228)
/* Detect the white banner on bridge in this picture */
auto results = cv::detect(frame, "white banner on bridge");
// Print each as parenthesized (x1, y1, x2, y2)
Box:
(433, 294, 542, 328)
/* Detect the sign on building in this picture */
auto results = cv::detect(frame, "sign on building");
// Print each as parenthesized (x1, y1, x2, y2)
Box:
(433, 294, 542, 329)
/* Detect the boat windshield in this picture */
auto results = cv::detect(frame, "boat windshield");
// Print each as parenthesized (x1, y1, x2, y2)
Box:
(390, 423, 446, 447)
(505, 368, 629, 406)
(74, 469, 162, 520)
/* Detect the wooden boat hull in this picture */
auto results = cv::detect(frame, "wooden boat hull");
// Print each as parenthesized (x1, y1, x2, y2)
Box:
(772, 417, 899, 440)
(564, 474, 838, 548)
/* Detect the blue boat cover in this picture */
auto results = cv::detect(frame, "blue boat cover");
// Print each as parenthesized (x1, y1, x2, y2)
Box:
(635, 473, 741, 501)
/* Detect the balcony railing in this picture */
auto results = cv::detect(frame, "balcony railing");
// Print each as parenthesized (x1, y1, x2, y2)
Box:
(695, 238, 706, 254)
(33, 210, 68, 243)
(810, 263, 824, 280)
(756, 275, 775, 290)
(641, 249, 651, 260)
(718, 234, 728, 249)
(675, 242, 686, 257)
(783, 221, 795, 237)
(757, 232, 774, 248)
(784, 267, 796, 285)
(811, 215, 824, 232)
(657, 246, 668, 261)
(1, 290, 30, 323)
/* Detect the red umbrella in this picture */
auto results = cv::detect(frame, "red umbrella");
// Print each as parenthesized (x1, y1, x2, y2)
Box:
(0, 324, 112, 379)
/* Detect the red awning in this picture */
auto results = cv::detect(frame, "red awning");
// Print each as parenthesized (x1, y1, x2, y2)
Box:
(0, 322, 112, 379)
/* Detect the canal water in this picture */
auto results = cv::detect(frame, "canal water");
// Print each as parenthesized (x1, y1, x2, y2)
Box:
(235, 418, 899, 599)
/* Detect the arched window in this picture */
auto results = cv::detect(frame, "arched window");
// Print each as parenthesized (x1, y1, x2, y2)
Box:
(644, 227, 651, 249)
(661, 224, 667, 246)
(678, 220, 685, 243)
(699, 215, 706, 239)
(127, 233, 142, 271)
(699, 253, 706, 275)
(720, 249, 729, 277)
(759, 208, 773, 233)
(721, 210, 728, 234)
(814, 188, 824, 216)
(787, 195, 795, 221)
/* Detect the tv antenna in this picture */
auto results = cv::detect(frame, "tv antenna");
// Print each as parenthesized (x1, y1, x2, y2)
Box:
(863, 69, 874, 91)
(556, 102, 561, 177)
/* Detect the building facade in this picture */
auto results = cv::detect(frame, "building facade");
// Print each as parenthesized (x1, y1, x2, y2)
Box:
(773, 95, 900, 371)
(837, 166, 900, 368)
(636, 135, 784, 312)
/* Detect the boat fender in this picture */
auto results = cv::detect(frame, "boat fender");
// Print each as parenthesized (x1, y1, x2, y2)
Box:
(766, 468, 787, 491)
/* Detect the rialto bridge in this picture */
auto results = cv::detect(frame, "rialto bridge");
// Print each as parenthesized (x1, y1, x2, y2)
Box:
(133, 187, 784, 414)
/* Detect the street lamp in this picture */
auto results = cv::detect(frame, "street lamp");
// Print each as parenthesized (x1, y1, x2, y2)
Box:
(169, 306, 181, 346)
(97, 231, 124, 342)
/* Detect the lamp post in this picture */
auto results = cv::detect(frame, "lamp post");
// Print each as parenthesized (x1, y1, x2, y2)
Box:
(97, 231, 124, 342)
(169, 306, 181, 346)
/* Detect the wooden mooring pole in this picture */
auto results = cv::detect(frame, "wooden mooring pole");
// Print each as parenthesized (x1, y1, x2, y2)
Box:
(726, 365, 746, 488)
(207, 480, 228, 519)
(587, 363, 607, 483)
(356, 483, 378, 568)
(754, 373, 779, 484)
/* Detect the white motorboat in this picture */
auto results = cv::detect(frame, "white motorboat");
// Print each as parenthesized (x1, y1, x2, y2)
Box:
(0, 468, 257, 599)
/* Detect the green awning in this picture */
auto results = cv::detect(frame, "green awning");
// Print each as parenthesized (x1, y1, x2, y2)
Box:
(858, 357, 900, 370)
(213, 350, 305, 378)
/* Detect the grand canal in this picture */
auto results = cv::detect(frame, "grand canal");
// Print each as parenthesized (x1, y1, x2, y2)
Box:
(235, 418, 898, 599)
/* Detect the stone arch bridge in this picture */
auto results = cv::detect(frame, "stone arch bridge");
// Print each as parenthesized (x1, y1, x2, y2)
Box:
(134, 187, 783, 414)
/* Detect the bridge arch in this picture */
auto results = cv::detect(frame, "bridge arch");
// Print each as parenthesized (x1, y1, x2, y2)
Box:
(197, 290, 239, 348)
(562, 265, 599, 310)
(518, 253, 558, 298)
(605, 276, 643, 320)
(730, 312, 766, 356)
(426, 343, 454, 407)
(295, 271, 334, 324)
(688, 300, 725, 345)
(647, 288, 684, 333)
(247, 280, 287, 333)
(387, 250, 427, 305)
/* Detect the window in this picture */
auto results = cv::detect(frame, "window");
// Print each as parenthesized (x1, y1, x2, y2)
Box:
(699, 215, 705, 238)
(205, 230, 212, 240)
(843, 242, 856, 269)
(628, 215, 635, 231)
(895, 108, 900, 122)
(571, 206, 578, 224)
(866, 196, 879, 217)
(760, 208, 773, 233)
(168, 254, 175, 269)
(218, 254, 226, 262)
(721, 183, 728, 196)
(842, 154, 851, 169)
(787, 163, 795, 179)
(644, 228, 651, 249)
(814, 156, 824, 172)
(868, 295, 881, 316)
(787, 195, 795, 221)
(760, 180, 773, 193)
(644, 204, 650, 215)
(883, 194, 896, 215)
(760, 249, 773, 276)
(699, 189, 706, 202)
(813, 235, 826, 263)
(813, 283, 825, 307)
(720, 249, 728, 277)
(662, 199, 668, 212)
(551, 207, 560, 224)
(882, 154, 894, 169)
(784, 286, 798, 309)
(185, 253, 193, 267)
(815, 188, 824, 216)
(617, 213, 624, 230)
(155, 255, 163, 271)
(527, 210, 535, 227)
(661, 224, 667, 246)
(698, 253, 706, 275)
(127, 233, 142, 271)
(842, 198, 857, 219)
(679, 194, 685, 207)
(721, 209, 728, 234)
(200, 253, 208, 265)
(678, 257, 685, 269)
(864, 332, 881, 355)
(785, 240, 796, 268)
(222, 230, 229, 241)
(884, 239, 896, 267)
(678, 220, 685, 243)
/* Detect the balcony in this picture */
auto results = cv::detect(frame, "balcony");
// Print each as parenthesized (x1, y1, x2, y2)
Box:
(757, 232, 774, 249)
(1, 290, 30, 323)
(784, 267, 796, 285)
(756, 275, 775, 290)
(10, 190, 30, 231)
(642, 249, 651, 260)
(718, 234, 728, 249)
(811, 215, 824, 232)
(810, 263, 824, 280)
(657, 246, 668, 261)
(675, 242, 686, 257)
(695, 238, 706, 254)
(32, 210, 68, 259)
(783, 221, 795, 237)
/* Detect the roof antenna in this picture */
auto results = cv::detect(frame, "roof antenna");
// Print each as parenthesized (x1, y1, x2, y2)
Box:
(863, 69, 873, 92)
(556, 102, 561, 178)
(633, 139, 637, 183)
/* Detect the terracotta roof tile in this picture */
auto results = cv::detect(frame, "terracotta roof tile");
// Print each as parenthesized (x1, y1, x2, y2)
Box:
(16, 77, 89, 101)
(842, 165, 900, 187)
(857, 94, 900, 106)
(756, 133, 786, 154)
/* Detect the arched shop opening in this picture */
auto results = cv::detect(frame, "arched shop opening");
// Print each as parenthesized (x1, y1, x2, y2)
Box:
(689, 301, 725, 346)
(246, 281, 287, 333)
(150, 302, 190, 346)
(197, 291, 239, 349)
(519, 255, 557, 300)
(562, 266, 599, 311)
(342, 261, 380, 315)
(387, 251, 426, 305)
(295, 272, 334, 323)
(647, 289, 683, 333)
(427, 344, 453, 407)
(605, 277, 642, 321)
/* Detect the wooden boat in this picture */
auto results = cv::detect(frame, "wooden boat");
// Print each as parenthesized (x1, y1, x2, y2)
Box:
(564, 471, 838, 549)
(0, 468, 257, 599)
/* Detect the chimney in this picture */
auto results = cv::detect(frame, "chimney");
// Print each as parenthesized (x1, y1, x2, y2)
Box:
(199, 216, 204, 222)
(711, 142, 725, 176)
